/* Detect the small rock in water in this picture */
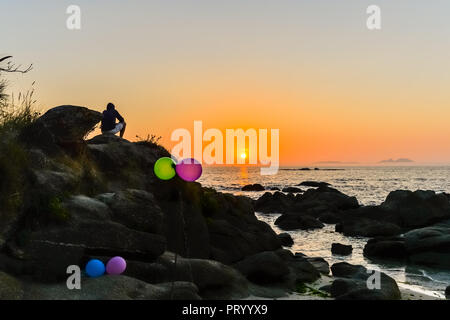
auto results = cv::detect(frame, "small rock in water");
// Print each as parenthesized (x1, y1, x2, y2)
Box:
(275, 214, 324, 231)
(331, 243, 353, 256)
(277, 233, 294, 246)
(241, 184, 265, 191)
(446, 285, 450, 299)
(282, 187, 303, 193)
(306, 257, 330, 275)
(297, 181, 331, 188)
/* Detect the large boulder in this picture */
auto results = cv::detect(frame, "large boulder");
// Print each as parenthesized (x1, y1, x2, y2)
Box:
(331, 243, 353, 256)
(208, 219, 280, 263)
(30, 169, 78, 195)
(197, 189, 281, 264)
(39, 105, 102, 141)
(126, 252, 249, 299)
(380, 190, 450, 228)
(275, 214, 324, 231)
(233, 251, 290, 284)
(86, 134, 169, 191)
(20, 221, 166, 280)
(363, 236, 407, 261)
(282, 251, 321, 284)
(155, 183, 211, 260)
(254, 192, 295, 213)
(277, 233, 294, 246)
(330, 262, 401, 300)
(336, 218, 402, 237)
(241, 184, 265, 191)
(23, 275, 200, 300)
(63, 195, 112, 221)
(21, 105, 102, 152)
(304, 256, 330, 275)
(403, 220, 450, 268)
(101, 189, 164, 234)
(333, 190, 450, 237)
(297, 186, 359, 212)
(282, 187, 303, 193)
(297, 181, 331, 188)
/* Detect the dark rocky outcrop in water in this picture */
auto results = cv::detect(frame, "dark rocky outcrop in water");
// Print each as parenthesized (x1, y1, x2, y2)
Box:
(255, 186, 358, 231)
(275, 214, 324, 231)
(330, 262, 401, 300)
(241, 184, 265, 191)
(277, 233, 294, 246)
(331, 243, 353, 256)
(281, 187, 303, 193)
(364, 220, 450, 268)
(336, 190, 450, 237)
(302, 256, 330, 275)
(255, 186, 358, 215)
(297, 181, 331, 188)
(363, 236, 407, 261)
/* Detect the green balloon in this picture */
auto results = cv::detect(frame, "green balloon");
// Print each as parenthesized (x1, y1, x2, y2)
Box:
(154, 157, 176, 180)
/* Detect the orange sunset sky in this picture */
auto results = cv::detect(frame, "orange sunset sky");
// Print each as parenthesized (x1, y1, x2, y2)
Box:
(2, 1, 450, 165)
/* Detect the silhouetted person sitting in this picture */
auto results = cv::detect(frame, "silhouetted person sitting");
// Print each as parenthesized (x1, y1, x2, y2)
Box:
(101, 103, 126, 138)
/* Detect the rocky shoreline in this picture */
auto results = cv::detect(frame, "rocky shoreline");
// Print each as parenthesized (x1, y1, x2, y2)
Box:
(0, 105, 448, 300)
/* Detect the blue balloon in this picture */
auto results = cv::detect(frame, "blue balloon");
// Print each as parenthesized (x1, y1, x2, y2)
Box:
(85, 259, 105, 278)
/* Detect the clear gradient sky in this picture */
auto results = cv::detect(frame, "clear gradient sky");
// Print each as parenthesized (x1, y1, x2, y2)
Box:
(2, 0, 450, 165)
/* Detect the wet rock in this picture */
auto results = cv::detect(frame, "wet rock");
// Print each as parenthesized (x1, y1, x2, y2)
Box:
(126, 252, 249, 299)
(331, 243, 353, 256)
(363, 237, 407, 261)
(24, 275, 200, 300)
(297, 181, 331, 188)
(282, 187, 303, 193)
(281, 251, 321, 284)
(336, 218, 402, 237)
(305, 257, 330, 275)
(233, 251, 290, 284)
(254, 192, 295, 213)
(381, 190, 450, 228)
(241, 184, 265, 191)
(403, 220, 450, 268)
(298, 186, 359, 211)
(277, 233, 294, 246)
(275, 214, 324, 231)
(330, 262, 401, 300)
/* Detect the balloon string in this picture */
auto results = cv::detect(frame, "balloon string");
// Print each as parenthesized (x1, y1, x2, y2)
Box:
(170, 190, 193, 299)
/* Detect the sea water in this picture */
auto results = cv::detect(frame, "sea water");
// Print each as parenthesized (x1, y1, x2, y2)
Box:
(198, 166, 450, 299)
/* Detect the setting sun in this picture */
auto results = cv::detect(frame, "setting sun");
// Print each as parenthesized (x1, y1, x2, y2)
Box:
(240, 153, 247, 159)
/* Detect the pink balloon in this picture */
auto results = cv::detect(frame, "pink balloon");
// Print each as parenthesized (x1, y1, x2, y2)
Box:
(106, 256, 127, 275)
(176, 158, 203, 182)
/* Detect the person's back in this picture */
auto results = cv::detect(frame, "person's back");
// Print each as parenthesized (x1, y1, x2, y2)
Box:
(101, 103, 126, 138)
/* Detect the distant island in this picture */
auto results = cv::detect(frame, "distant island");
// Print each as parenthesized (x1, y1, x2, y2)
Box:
(379, 158, 414, 164)
(313, 161, 360, 165)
